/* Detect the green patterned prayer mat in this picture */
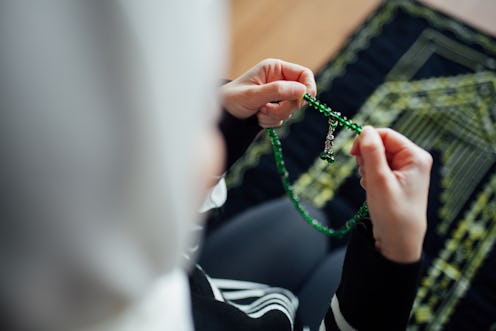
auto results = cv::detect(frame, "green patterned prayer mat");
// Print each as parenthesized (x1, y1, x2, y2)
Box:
(208, 1, 496, 330)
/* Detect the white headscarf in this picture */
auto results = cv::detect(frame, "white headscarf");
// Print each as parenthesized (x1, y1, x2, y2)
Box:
(0, 1, 227, 330)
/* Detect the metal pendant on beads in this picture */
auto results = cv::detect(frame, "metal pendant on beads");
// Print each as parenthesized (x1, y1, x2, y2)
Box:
(320, 117, 338, 163)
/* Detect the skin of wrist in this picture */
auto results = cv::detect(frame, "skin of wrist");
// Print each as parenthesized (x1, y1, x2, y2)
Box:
(375, 224, 425, 263)
(377, 242, 422, 263)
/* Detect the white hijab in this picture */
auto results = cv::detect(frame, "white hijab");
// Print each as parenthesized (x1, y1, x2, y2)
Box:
(0, 1, 226, 330)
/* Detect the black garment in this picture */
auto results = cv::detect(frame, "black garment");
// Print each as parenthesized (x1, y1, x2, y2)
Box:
(199, 196, 344, 329)
(218, 109, 262, 170)
(191, 220, 422, 330)
(189, 112, 423, 330)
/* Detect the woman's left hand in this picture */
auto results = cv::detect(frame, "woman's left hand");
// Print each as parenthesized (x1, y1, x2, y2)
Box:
(220, 59, 317, 128)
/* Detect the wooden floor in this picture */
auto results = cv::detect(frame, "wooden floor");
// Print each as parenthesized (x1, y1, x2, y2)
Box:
(227, 0, 496, 78)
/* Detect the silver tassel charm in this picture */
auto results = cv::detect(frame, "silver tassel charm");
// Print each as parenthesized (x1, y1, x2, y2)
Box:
(320, 117, 338, 163)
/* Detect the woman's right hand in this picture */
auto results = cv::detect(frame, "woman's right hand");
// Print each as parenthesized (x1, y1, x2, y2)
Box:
(350, 126, 433, 263)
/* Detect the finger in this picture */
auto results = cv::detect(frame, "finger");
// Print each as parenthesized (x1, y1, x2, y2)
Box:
(257, 112, 283, 128)
(358, 166, 365, 178)
(350, 136, 360, 156)
(376, 128, 432, 171)
(360, 177, 367, 190)
(262, 100, 299, 121)
(375, 128, 418, 157)
(354, 155, 364, 167)
(260, 59, 317, 97)
(253, 81, 307, 107)
(358, 126, 393, 184)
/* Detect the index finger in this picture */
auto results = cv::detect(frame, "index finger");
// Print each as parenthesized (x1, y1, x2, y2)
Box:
(375, 128, 418, 155)
(376, 128, 432, 170)
(262, 59, 317, 97)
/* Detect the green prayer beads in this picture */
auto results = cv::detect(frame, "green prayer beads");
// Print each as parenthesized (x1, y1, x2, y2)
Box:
(267, 93, 368, 238)
(303, 93, 362, 134)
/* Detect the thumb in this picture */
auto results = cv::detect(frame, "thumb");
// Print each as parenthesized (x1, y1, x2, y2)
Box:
(358, 126, 393, 185)
(253, 81, 307, 105)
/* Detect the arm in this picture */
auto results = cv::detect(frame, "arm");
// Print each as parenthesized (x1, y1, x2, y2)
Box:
(217, 108, 262, 170)
(323, 223, 423, 330)
(219, 59, 316, 170)
(324, 127, 432, 330)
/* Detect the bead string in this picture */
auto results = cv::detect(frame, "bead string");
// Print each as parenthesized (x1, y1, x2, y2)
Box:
(303, 94, 362, 134)
(266, 93, 368, 238)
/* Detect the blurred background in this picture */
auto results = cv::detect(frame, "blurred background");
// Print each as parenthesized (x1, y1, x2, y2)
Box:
(228, 0, 496, 77)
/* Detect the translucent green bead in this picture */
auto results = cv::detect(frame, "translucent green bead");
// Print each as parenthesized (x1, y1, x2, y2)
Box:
(267, 95, 368, 238)
(320, 152, 335, 163)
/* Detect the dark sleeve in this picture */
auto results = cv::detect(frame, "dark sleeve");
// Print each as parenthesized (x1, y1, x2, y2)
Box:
(218, 110, 262, 170)
(324, 220, 423, 331)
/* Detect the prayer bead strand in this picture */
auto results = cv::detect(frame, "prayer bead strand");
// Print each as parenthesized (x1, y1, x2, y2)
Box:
(267, 93, 368, 238)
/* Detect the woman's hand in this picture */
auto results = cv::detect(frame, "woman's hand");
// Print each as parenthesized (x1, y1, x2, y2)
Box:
(351, 127, 432, 263)
(220, 59, 316, 128)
